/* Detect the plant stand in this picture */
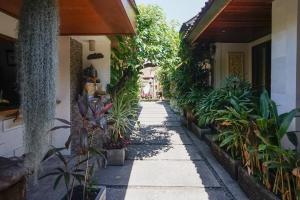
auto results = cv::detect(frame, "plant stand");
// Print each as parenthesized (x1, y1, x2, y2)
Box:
(106, 148, 125, 166)
(238, 167, 280, 200)
(211, 142, 240, 180)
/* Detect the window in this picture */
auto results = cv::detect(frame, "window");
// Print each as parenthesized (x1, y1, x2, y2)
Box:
(0, 36, 19, 111)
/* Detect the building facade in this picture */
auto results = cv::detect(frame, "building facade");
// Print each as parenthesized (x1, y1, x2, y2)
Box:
(181, 0, 300, 148)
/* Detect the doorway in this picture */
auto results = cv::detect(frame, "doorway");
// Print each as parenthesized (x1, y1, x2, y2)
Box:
(252, 40, 271, 94)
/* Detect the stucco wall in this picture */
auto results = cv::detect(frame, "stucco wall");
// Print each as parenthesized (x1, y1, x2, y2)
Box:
(272, 0, 300, 148)
(272, 0, 300, 115)
(0, 12, 18, 39)
(80, 36, 111, 91)
(0, 12, 22, 157)
(51, 36, 71, 152)
(214, 43, 249, 88)
(213, 35, 271, 88)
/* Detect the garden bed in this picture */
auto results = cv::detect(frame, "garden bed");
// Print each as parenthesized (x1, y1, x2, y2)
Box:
(64, 186, 106, 200)
(211, 141, 240, 180)
(238, 167, 280, 200)
(189, 122, 212, 140)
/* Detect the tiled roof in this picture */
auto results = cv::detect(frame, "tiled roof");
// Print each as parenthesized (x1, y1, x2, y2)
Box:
(180, 0, 215, 39)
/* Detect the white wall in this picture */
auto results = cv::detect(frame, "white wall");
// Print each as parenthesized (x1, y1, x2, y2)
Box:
(0, 12, 72, 156)
(214, 43, 249, 87)
(272, 0, 300, 121)
(0, 12, 18, 38)
(0, 12, 22, 157)
(74, 36, 111, 91)
(271, 0, 300, 148)
(52, 36, 71, 152)
(214, 35, 271, 88)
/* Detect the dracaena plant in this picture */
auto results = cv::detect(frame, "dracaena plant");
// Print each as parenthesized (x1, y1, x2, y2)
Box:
(40, 93, 112, 200)
(105, 90, 138, 149)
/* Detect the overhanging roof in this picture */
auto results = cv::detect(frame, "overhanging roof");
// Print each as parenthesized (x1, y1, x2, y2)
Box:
(182, 0, 272, 44)
(0, 0, 137, 35)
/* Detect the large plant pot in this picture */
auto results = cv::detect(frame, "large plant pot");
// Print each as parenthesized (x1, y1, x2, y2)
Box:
(211, 141, 240, 180)
(106, 148, 125, 166)
(65, 186, 106, 200)
(238, 167, 280, 200)
(189, 122, 212, 140)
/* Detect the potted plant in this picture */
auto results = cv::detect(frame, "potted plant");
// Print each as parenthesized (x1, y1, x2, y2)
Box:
(39, 94, 112, 200)
(104, 91, 137, 166)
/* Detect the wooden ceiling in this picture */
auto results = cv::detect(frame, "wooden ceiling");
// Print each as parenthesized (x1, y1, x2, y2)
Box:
(195, 0, 272, 43)
(0, 0, 137, 35)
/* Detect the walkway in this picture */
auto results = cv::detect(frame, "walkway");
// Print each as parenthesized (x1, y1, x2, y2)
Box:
(95, 101, 248, 200)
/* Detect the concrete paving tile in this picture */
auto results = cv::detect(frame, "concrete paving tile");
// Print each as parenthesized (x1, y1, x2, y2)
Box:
(106, 187, 232, 200)
(94, 160, 220, 188)
(130, 129, 193, 145)
(127, 144, 202, 160)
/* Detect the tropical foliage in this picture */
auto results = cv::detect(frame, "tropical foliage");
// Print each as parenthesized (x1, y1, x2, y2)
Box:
(107, 5, 180, 148)
(40, 94, 112, 200)
(195, 76, 300, 200)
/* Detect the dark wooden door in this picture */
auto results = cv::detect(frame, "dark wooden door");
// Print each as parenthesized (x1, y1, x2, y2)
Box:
(252, 40, 271, 94)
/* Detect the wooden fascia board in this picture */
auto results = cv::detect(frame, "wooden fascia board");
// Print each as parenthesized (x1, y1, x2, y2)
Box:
(187, 0, 232, 44)
(120, 0, 137, 33)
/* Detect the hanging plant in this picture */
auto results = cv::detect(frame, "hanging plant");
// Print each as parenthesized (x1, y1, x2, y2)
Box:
(17, 0, 59, 169)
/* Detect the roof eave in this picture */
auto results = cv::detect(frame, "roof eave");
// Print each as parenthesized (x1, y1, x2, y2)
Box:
(186, 0, 232, 44)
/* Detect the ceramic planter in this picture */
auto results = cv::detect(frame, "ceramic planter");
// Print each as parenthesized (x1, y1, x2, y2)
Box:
(106, 148, 125, 166)
(211, 141, 240, 180)
(238, 167, 280, 200)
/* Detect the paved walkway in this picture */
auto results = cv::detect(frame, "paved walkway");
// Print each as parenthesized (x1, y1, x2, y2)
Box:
(95, 101, 248, 200)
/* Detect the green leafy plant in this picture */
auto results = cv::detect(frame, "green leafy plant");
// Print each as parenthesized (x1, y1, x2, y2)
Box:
(253, 90, 300, 199)
(40, 95, 111, 200)
(105, 90, 138, 149)
(196, 76, 253, 128)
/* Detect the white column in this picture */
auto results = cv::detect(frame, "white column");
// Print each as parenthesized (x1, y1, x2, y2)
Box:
(271, 0, 300, 147)
(272, 0, 299, 114)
